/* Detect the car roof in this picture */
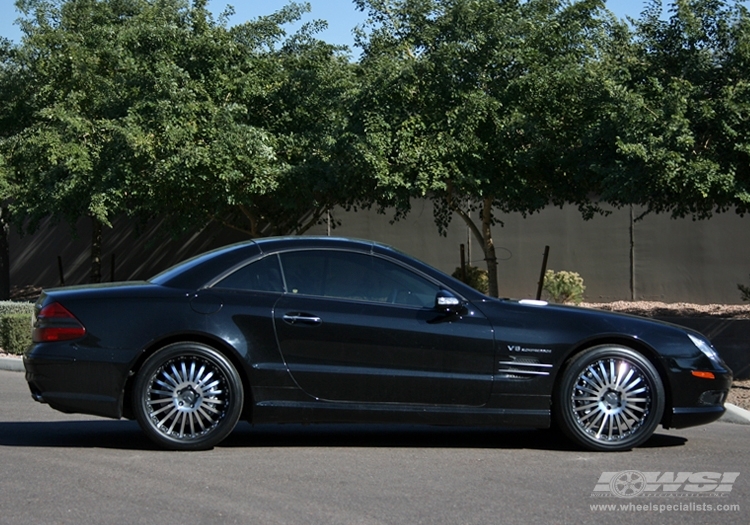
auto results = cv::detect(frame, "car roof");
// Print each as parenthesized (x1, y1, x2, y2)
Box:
(150, 236, 486, 299)
(254, 236, 378, 253)
(151, 237, 385, 289)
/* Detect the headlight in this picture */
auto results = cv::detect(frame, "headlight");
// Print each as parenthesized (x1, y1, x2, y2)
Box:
(688, 333, 720, 363)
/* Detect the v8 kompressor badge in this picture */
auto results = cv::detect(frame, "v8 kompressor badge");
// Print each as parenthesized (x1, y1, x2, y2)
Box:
(507, 345, 552, 354)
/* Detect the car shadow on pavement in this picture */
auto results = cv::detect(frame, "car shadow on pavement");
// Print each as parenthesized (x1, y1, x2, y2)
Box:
(219, 422, 688, 452)
(0, 420, 688, 451)
(0, 420, 159, 450)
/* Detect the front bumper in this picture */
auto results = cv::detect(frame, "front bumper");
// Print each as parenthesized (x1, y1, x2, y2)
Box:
(663, 369, 733, 429)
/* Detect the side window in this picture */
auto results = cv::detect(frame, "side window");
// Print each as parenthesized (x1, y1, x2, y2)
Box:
(278, 252, 327, 296)
(214, 255, 284, 292)
(368, 256, 440, 307)
(279, 250, 440, 307)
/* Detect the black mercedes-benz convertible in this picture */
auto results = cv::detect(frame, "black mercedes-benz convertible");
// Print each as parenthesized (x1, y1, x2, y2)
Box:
(24, 237, 732, 451)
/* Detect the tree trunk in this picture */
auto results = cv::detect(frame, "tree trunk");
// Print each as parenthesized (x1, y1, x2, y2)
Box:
(90, 216, 102, 284)
(0, 206, 10, 300)
(451, 196, 499, 298)
(480, 197, 499, 298)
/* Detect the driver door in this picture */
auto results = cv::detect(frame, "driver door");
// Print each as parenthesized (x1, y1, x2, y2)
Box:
(273, 249, 495, 406)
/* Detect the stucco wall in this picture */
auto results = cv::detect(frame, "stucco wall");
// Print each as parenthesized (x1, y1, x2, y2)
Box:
(9, 202, 750, 304)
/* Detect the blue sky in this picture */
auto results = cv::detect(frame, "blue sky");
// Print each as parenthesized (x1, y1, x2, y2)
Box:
(0, 0, 658, 49)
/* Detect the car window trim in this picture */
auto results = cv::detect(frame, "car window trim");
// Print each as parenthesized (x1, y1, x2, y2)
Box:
(205, 247, 466, 302)
(205, 253, 284, 291)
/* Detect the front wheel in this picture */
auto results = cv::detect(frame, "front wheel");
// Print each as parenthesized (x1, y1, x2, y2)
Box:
(554, 345, 665, 452)
(133, 342, 244, 450)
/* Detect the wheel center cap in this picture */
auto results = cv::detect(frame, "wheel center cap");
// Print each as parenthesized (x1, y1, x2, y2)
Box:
(176, 386, 201, 409)
(603, 390, 620, 407)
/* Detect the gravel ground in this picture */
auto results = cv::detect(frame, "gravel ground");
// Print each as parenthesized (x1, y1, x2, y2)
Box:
(580, 300, 750, 318)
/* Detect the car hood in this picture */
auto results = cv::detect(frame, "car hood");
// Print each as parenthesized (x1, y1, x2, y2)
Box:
(473, 297, 712, 361)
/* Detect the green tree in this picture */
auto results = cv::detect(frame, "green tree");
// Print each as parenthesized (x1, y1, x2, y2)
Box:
(0, 35, 30, 298)
(599, 0, 750, 217)
(2, 0, 360, 283)
(128, 3, 360, 238)
(4, 0, 160, 282)
(352, 0, 614, 297)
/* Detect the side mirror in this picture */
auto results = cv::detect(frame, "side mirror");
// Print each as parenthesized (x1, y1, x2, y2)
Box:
(434, 290, 464, 315)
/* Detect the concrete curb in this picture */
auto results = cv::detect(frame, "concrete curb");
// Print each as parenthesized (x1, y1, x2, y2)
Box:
(0, 356, 24, 373)
(721, 403, 750, 425)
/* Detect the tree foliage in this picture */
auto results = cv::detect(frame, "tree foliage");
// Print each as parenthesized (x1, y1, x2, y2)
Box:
(351, 0, 615, 296)
(739, 277, 750, 301)
(1, 0, 749, 296)
(351, 0, 750, 297)
(0, 35, 29, 295)
(1, 0, 359, 282)
(121, 1, 361, 237)
(599, 0, 750, 218)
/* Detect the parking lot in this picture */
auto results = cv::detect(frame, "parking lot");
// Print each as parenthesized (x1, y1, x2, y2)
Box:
(1, 369, 748, 524)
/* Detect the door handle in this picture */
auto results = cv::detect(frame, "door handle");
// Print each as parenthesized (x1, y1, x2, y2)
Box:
(282, 313, 322, 326)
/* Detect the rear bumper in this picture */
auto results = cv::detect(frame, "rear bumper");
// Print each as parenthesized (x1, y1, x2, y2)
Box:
(24, 342, 135, 419)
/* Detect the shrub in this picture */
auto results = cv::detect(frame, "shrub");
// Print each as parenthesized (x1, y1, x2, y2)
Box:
(1, 313, 33, 355)
(452, 265, 489, 294)
(739, 276, 750, 302)
(0, 301, 34, 316)
(543, 269, 586, 305)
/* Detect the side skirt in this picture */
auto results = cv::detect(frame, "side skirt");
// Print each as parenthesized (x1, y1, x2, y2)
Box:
(251, 400, 550, 428)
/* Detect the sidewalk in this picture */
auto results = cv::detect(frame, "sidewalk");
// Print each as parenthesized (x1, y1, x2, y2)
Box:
(0, 355, 24, 372)
(722, 403, 750, 425)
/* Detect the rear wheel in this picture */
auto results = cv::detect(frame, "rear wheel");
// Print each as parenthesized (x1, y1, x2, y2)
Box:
(554, 345, 665, 451)
(133, 342, 243, 450)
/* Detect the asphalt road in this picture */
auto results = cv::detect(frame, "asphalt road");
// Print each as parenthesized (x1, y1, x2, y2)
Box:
(1, 369, 748, 525)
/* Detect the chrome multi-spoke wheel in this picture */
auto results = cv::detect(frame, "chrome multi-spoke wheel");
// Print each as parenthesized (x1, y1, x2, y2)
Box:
(571, 358, 652, 440)
(134, 343, 243, 450)
(555, 346, 664, 451)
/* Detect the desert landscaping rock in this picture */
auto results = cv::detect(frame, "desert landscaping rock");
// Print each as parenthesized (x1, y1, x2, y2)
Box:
(727, 379, 750, 412)
(581, 301, 750, 318)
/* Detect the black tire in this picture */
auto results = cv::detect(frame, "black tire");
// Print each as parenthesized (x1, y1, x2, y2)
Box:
(133, 342, 244, 450)
(554, 345, 665, 452)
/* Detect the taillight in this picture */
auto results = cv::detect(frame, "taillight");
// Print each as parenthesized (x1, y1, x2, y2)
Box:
(32, 302, 86, 343)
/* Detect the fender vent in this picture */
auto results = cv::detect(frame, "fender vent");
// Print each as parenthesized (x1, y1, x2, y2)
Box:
(497, 359, 552, 379)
